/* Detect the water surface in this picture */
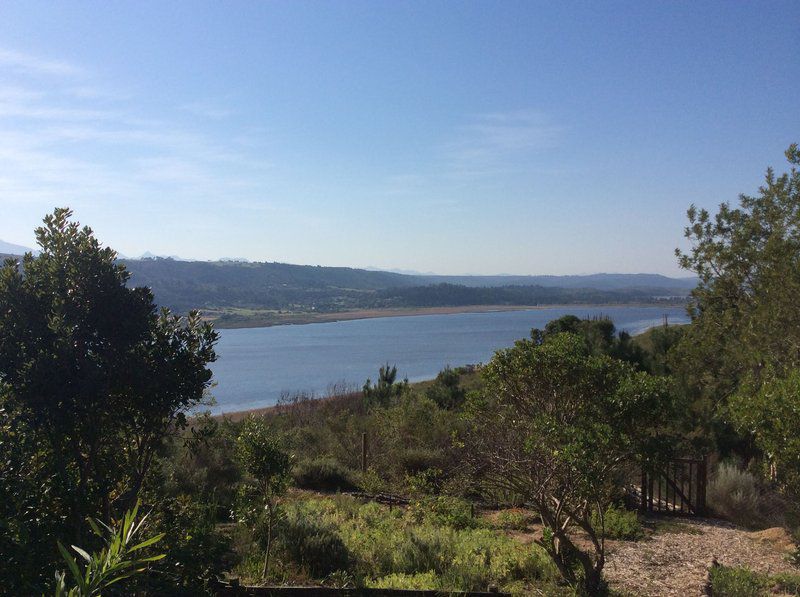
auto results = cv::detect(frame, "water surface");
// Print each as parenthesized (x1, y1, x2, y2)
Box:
(209, 305, 688, 413)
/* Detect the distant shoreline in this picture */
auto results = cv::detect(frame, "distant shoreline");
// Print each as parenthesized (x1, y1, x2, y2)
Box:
(206, 302, 687, 330)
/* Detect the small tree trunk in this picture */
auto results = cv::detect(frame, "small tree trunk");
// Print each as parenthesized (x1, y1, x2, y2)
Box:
(262, 502, 273, 580)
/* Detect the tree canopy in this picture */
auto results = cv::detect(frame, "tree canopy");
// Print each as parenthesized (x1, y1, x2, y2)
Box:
(465, 332, 675, 593)
(0, 208, 218, 592)
(673, 144, 800, 475)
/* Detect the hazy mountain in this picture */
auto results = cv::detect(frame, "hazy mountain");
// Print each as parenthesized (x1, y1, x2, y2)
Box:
(417, 273, 698, 291)
(119, 257, 695, 313)
(0, 239, 35, 255)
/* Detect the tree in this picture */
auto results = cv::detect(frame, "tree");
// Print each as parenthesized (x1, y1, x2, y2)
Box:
(532, 315, 647, 370)
(465, 333, 674, 594)
(0, 208, 217, 590)
(363, 363, 408, 406)
(673, 144, 800, 461)
(424, 365, 466, 409)
(236, 415, 292, 580)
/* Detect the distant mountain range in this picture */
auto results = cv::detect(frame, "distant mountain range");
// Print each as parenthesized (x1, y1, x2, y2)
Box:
(0, 240, 36, 255)
(0, 244, 696, 315)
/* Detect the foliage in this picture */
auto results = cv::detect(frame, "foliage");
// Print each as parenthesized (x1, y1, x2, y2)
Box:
(53, 500, 165, 596)
(293, 457, 357, 492)
(256, 496, 557, 592)
(532, 315, 647, 368)
(673, 145, 800, 463)
(363, 363, 408, 407)
(706, 461, 786, 529)
(494, 509, 532, 531)
(0, 209, 217, 591)
(729, 370, 800, 492)
(140, 494, 232, 595)
(407, 496, 478, 530)
(465, 332, 675, 593)
(708, 566, 800, 597)
(592, 506, 644, 541)
(425, 365, 467, 409)
(277, 507, 352, 577)
(236, 415, 292, 579)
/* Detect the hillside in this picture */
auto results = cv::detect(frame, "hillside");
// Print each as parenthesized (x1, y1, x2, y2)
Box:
(0, 254, 694, 317)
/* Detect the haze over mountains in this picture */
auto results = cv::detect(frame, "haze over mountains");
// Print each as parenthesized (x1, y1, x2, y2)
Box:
(1, 242, 696, 318)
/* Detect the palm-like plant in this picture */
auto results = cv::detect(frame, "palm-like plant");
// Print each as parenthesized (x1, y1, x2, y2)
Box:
(53, 501, 165, 596)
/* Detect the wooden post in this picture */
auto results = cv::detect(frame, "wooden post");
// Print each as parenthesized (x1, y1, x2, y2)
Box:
(361, 432, 367, 474)
(640, 467, 648, 513)
(698, 456, 708, 516)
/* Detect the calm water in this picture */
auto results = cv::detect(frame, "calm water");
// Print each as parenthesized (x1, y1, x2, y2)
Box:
(208, 305, 689, 413)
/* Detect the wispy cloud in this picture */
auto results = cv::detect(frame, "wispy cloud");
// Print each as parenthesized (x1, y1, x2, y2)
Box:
(0, 47, 275, 214)
(0, 49, 86, 77)
(441, 110, 561, 176)
(378, 110, 562, 202)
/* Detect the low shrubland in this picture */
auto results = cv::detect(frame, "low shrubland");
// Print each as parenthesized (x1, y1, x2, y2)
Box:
(232, 494, 560, 593)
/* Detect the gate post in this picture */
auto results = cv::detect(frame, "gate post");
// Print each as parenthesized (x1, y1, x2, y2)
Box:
(697, 456, 708, 516)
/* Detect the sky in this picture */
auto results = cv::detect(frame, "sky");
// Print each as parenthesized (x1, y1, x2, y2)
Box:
(0, 1, 797, 276)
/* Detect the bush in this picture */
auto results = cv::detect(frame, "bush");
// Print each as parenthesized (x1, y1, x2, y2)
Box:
(147, 495, 232, 595)
(397, 447, 447, 475)
(709, 565, 800, 596)
(495, 509, 532, 531)
(594, 505, 644, 541)
(707, 462, 786, 529)
(293, 458, 357, 492)
(709, 566, 767, 596)
(277, 510, 351, 576)
(407, 496, 477, 530)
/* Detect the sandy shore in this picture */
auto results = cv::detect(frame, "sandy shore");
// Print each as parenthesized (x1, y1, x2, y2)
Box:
(207, 302, 680, 329)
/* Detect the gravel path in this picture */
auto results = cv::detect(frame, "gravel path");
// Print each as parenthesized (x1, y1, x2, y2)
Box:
(604, 516, 796, 596)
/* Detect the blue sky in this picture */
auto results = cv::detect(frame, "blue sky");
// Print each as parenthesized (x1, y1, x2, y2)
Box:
(0, 1, 797, 276)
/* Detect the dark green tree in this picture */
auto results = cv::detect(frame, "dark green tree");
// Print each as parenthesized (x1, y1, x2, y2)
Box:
(0, 208, 218, 591)
(425, 365, 466, 409)
(363, 363, 408, 406)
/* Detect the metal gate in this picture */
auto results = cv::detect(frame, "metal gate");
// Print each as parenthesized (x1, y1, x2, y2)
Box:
(639, 458, 707, 516)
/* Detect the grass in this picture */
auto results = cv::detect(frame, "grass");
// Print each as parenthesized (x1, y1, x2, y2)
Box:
(709, 565, 800, 596)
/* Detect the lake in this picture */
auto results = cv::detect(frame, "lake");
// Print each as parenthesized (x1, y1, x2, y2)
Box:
(208, 305, 689, 413)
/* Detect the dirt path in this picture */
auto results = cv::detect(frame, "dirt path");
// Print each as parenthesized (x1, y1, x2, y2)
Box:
(604, 516, 796, 596)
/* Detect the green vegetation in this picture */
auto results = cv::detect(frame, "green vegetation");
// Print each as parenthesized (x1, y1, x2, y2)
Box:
(709, 565, 800, 596)
(232, 494, 560, 593)
(3, 146, 800, 595)
(465, 332, 675, 593)
(54, 501, 165, 596)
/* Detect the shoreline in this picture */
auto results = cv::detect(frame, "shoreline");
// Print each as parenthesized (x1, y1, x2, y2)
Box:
(210, 317, 689, 422)
(206, 302, 686, 330)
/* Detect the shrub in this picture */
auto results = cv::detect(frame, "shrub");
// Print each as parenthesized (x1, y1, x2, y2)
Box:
(397, 447, 447, 475)
(593, 505, 644, 541)
(495, 509, 532, 531)
(277, 510, 351, 576)
(293, 458, 357, 492)
(709, 566, 767, 596)
(407, 496, 477, 530)
(707, 462, 786, 529)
